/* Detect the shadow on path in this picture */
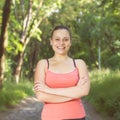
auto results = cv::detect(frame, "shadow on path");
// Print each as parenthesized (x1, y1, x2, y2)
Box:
(0, 97, 43, 120)
(0, 97, 112, 120)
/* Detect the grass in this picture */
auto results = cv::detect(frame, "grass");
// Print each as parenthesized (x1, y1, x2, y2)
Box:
(0, 80, 34, 111)
(86, 69, 120, 120)
(0, 69, 120, 120)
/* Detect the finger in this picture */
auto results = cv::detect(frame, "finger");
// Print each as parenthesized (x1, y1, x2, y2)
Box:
(34, 86, 41, 92)
(81, 80, 87, 85)
(34, 84, 40, 89)
(34, 84, 41, 91)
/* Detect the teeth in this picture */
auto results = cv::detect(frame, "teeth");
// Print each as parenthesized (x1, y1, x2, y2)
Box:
(58, 48, 64, 49)
(57, 47, 64, 49)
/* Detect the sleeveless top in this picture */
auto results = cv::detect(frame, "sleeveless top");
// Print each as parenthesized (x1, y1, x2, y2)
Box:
(41, 59, 86, 120)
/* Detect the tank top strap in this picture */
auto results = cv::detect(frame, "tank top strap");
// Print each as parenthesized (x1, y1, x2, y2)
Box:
(73, 59, 76, 68)
(46, 59, 49, 69)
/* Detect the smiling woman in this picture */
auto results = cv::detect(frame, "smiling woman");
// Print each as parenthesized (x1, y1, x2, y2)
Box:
(34, 25, 90, 120)
(50, 26, 71, 56)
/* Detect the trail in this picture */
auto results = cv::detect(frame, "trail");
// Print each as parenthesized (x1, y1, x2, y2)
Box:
(0, 97, 112, 120)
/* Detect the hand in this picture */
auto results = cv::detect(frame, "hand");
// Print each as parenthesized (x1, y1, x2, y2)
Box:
(34, 81, 50, 92)
(79, 77, 88, 86)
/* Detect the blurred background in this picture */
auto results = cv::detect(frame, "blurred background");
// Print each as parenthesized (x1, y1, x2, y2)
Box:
(0, 0, 120, 119)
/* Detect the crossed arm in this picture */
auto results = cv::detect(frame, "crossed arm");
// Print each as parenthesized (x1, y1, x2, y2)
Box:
(34, 59, 90, 103)
(34, 60, 73, 103)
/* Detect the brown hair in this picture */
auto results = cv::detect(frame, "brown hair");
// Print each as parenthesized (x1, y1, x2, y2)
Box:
(51, 25, 71, 39)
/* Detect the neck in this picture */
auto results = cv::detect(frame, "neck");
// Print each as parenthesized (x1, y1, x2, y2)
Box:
(53, 54, 69, 61)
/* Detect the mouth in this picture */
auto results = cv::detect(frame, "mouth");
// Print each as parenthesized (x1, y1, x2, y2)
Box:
(57, 46, 65, 50)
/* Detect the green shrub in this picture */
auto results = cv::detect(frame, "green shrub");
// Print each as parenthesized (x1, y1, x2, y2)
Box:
(0, 80, 34, 111)
(86, 69, 120, 120)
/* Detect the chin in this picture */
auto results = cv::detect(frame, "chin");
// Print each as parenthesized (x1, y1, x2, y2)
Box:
(56, 51, 67, 55)
(53, 48, 69, 55)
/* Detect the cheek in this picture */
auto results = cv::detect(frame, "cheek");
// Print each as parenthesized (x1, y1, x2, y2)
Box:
(51, 40, 57, 46)
(51, 42, 57, 50)
(66, 42, 71, 47)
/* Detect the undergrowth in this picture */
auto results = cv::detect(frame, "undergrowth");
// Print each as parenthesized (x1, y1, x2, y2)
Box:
(0, 81, 34, 111)
(86, 69, 120, 120)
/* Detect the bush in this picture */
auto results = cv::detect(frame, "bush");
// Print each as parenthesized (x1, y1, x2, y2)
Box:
(0, 80, 34, 111)
(86, 69, 120, 120)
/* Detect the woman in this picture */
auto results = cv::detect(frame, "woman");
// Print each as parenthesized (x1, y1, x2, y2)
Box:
(34, 25, 90, 120)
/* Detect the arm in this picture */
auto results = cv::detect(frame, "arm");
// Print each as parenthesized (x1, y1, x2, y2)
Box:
(34, 60, 74, 103)
(37, 59, 90, 99)
(35, 91, 73, 103)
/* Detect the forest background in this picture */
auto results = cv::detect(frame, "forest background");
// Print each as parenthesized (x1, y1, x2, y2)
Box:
(0, 0, 120, 119)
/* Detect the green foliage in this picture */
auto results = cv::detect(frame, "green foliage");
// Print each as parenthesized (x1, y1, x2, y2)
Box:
(1, 0, 120, 84)
(0, 0, 5, 24)
(0, 80, 34, 111)
(105, 54, 120, 69)
(31, 27, 42, 41)
(86, 69, 120, 119)
(5, 0, 63, 81)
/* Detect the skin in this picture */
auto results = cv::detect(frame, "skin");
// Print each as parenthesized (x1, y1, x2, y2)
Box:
(34, 29, 90, 103)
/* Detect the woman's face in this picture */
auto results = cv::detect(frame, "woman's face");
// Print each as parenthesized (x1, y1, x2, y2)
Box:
(50, 29, 71, 55)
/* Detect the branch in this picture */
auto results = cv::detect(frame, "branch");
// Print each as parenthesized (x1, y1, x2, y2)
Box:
(20, 0, 33, 43)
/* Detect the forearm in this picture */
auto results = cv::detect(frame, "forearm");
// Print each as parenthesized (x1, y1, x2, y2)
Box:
(35, 91, 73, 103)
(45, 81, 90, 99)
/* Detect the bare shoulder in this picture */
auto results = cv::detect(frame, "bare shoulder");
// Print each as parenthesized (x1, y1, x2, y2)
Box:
(34, 59, 47, 82)
(37, 59, 47, 65)
(75, 59, 89, 77)
(75, 59, 87, 67)
(36, 59, 48, 69)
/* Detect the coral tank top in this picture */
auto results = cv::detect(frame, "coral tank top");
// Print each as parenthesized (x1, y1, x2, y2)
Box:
(41, 59, 86, 120)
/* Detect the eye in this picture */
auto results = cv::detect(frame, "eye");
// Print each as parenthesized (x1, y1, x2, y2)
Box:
(64, 38, 69, 42)
(55, 39, 60, 41)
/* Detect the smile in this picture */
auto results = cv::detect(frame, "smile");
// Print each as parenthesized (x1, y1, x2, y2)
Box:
(57, 47, 65, 49)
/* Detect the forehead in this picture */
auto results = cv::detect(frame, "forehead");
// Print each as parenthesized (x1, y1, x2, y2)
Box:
(53, 29, 70, 37)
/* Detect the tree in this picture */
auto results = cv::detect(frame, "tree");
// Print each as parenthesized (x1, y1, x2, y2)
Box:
(33, 0, 120, 69)
(9, 0, 62, 83)
(0, 0, 12, 89)
(4, 0, 120, 83)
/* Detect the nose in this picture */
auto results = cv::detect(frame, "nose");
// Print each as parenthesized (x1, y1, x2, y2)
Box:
(59, 39, 64, 45)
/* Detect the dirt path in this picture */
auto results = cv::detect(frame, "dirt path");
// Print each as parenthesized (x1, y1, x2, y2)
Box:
(0, 97, 111, 120)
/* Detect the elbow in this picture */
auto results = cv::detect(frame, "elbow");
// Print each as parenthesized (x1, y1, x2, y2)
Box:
(35, 94, 42, 102)
(35, 92, 44, 102)
(83, 91, 89, 97)
(82, 89, 90, 97)
(75, 91, 90, 99)
(36, 95, 43, 102)
(79, 92, 89, 99)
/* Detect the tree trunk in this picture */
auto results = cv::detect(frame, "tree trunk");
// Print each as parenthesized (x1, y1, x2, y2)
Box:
(0, 56, 5, 89)
(14, 38, 30, 84)
(0, 0, 12, 89)
(14, 0, 32, 84)
(13, 0, 45, 83)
